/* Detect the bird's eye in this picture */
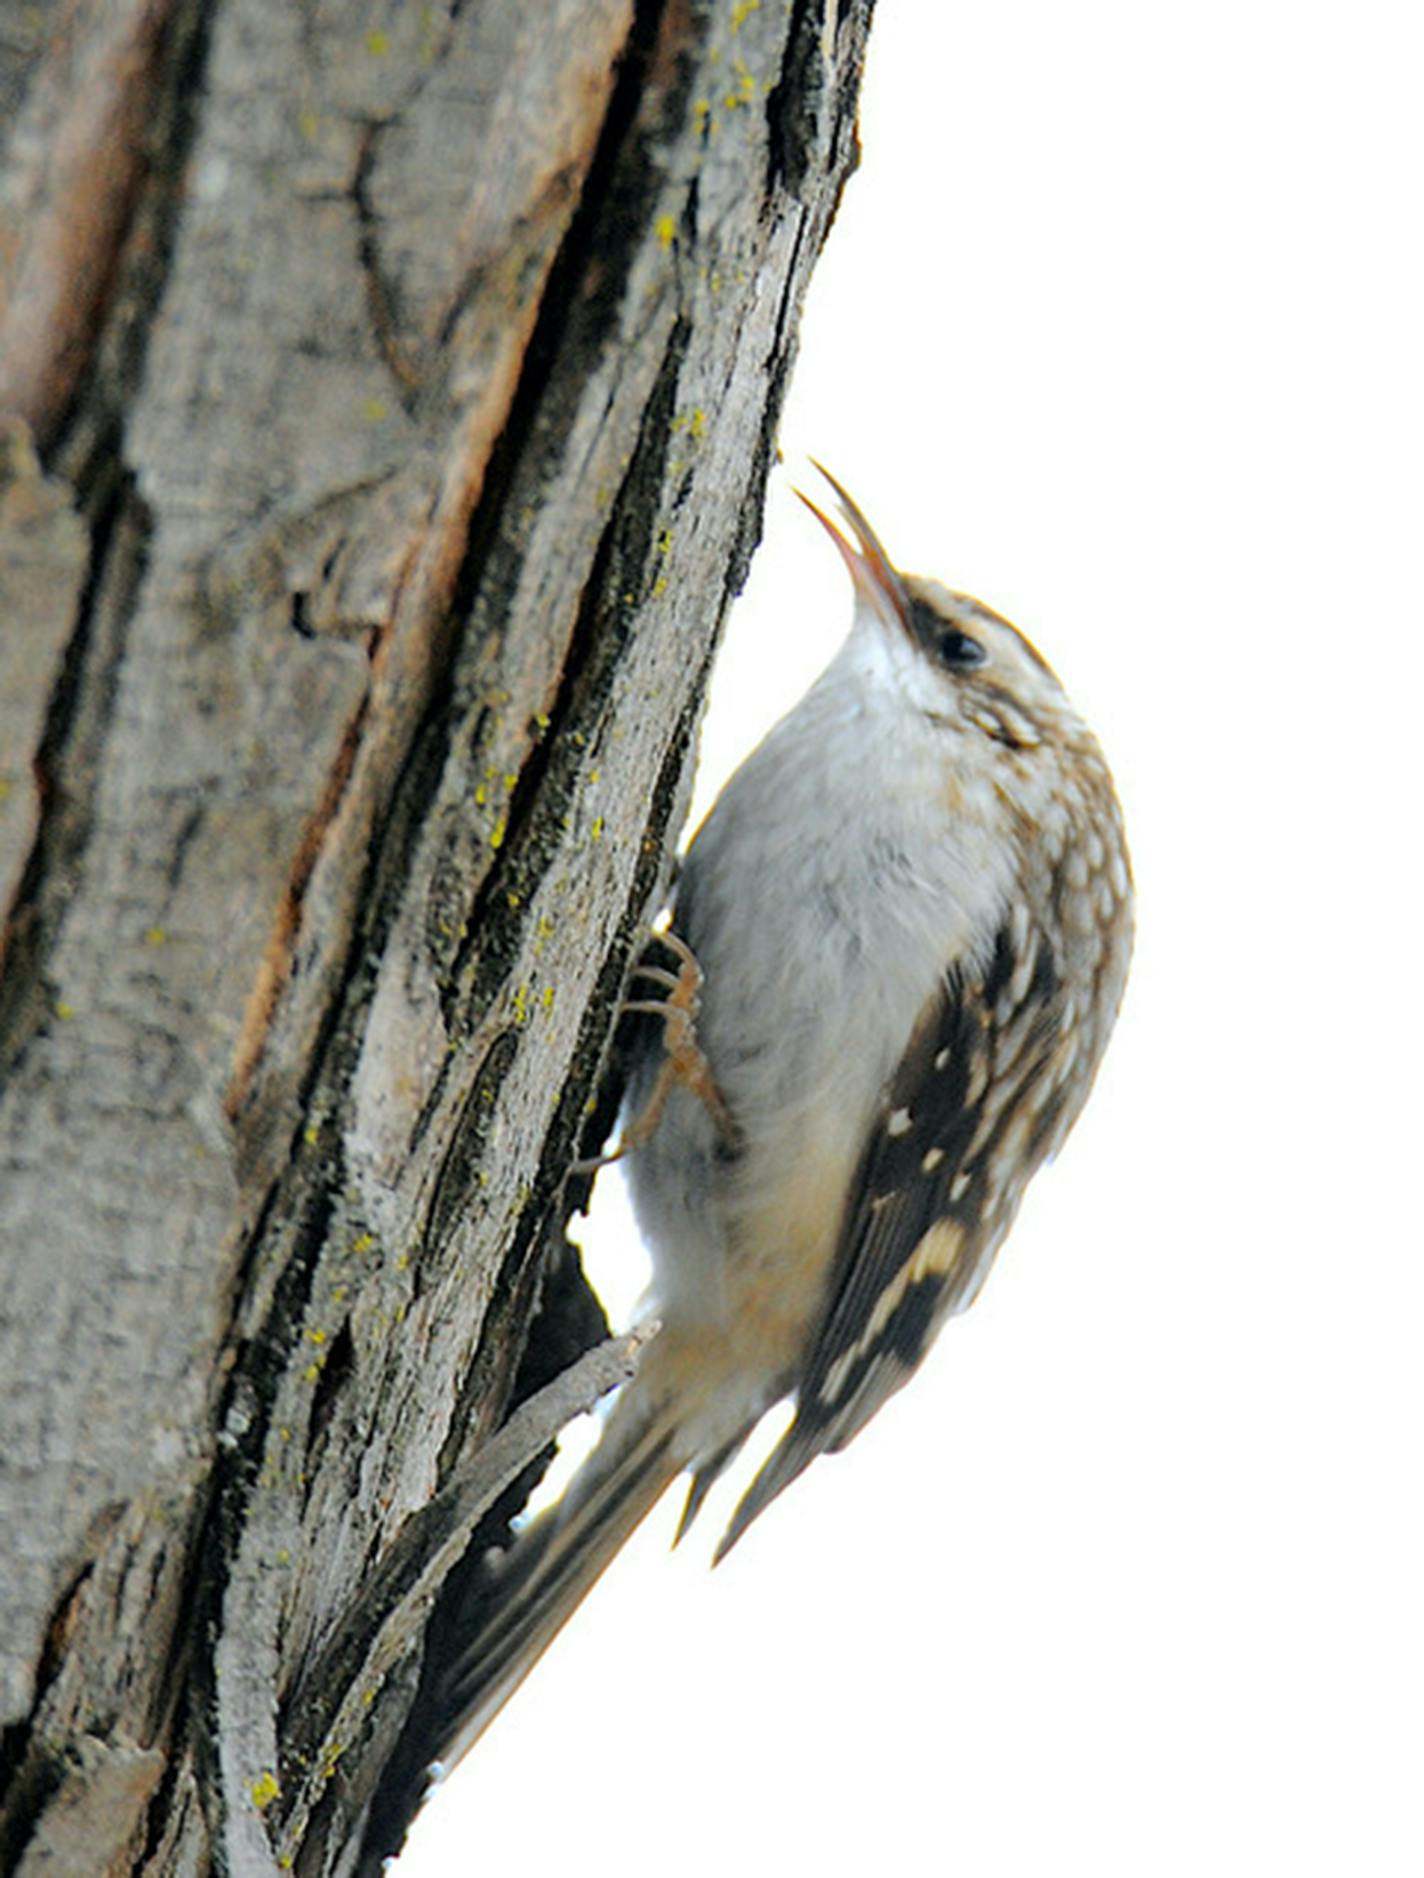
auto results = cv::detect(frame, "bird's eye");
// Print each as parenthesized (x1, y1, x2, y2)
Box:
(933, 626, 986, 670)
(907, 597, 988, 672)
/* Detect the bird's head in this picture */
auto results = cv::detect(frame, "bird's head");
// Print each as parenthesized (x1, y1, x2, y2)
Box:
(794, 462, 1084, 760)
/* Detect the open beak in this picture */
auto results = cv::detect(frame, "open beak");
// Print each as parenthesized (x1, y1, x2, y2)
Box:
(792, 459, 912, 636)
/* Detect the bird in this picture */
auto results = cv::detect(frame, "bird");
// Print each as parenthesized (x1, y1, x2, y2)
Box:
(425, 462, 1134, 1774)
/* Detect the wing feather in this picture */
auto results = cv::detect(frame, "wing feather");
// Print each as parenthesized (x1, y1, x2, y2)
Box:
(715, 913, 1076, 1561)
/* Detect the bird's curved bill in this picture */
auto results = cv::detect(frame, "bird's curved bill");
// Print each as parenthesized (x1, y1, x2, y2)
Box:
(792, 460, 911, 633)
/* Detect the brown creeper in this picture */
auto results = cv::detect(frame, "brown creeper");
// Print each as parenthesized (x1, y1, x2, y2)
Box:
(430, 464, 1134, 1767)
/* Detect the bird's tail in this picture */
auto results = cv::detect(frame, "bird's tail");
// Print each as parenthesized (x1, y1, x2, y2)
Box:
(427, 1393, 685, 1774)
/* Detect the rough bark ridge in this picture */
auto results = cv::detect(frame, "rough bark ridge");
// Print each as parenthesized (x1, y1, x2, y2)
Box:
(0, 0, 871, 1869)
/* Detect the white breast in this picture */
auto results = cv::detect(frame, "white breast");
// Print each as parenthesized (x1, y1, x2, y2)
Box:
(623, 622, 1016, 1407)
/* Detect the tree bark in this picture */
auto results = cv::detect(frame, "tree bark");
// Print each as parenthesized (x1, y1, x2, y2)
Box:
(0, 0, 870, 1871)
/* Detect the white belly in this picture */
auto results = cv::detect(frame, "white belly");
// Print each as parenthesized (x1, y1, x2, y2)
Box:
(622, 652, 1014, 1423)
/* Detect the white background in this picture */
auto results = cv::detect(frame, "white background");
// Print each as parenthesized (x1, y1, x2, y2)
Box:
(405, 4, 1422, 1872)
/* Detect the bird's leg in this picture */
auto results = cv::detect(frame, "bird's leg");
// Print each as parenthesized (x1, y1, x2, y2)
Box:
(573, 931, 737, 1173)
(627, 930, 739, 1147)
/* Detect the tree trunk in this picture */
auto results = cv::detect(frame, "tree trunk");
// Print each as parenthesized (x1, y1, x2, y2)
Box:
(0, 0, 870, 1870)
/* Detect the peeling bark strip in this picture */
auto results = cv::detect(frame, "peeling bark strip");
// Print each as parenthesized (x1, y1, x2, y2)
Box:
(0, 1, 872, 1870)
(0, 0, 178, 444)
(0, 421, 90, 953)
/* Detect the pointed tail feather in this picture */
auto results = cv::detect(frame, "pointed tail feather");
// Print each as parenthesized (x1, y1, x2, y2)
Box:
(711, 1413, 822, 1565)
(428, 1403, 684, 1774)
(672, 1424, 754, 1546)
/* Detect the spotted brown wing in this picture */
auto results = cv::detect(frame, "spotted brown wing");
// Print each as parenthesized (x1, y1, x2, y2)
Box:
(714, 915, 1078, 1561)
